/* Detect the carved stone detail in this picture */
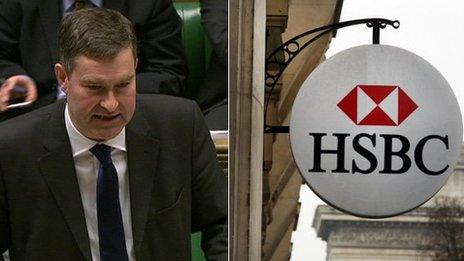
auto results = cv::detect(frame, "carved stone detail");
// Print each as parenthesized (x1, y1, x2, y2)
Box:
(328, 226, 434, 249)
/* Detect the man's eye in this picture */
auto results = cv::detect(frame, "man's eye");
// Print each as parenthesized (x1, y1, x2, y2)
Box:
(116, 82, 130, 89)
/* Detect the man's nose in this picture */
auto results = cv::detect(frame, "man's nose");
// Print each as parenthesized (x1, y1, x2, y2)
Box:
(100, 91, 118, 112)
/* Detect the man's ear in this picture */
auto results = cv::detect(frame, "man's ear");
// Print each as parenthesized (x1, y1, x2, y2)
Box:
(54, 63, 69, 93)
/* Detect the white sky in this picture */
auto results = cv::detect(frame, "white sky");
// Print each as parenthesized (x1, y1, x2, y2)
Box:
(290, 1, 464, 260)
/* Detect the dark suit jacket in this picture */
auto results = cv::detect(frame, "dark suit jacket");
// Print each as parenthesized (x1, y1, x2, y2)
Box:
(195, 0, 227, 130)
(0, 0, 188, 103)
(0, 95, 227, 260)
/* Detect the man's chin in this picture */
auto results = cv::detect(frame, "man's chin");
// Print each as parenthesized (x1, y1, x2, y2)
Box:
(85, 127, 124, 141)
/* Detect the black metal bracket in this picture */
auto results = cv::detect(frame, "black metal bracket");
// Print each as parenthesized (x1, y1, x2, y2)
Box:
(264, 18, 400, 134)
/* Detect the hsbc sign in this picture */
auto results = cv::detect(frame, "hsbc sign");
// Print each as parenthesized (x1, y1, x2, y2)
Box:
(290, 45, 462, 217)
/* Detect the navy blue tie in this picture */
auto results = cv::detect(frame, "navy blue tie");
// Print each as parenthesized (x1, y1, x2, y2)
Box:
(90, 144, 129, 261)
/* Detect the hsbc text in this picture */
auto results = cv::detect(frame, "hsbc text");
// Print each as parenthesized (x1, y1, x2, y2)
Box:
(308, 133, 449, 175)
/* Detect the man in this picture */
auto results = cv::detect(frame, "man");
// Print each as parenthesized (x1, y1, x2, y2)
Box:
(0, 0, 187, 119)
(0, 8, 227, 260)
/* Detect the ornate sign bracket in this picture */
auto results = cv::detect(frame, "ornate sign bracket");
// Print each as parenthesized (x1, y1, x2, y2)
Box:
(264, 18, 400, 133)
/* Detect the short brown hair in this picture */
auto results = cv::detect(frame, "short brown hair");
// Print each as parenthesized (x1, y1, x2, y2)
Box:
(58, 8, 138, 73)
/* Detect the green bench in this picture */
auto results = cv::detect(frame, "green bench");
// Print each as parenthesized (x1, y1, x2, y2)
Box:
(175, 1, 212, 99)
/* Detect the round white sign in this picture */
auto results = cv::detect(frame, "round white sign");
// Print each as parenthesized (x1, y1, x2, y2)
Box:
(290, 44, 463, 218)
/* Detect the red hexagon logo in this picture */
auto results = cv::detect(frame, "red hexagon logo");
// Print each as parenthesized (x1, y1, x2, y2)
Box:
(337, 85, 418, 126)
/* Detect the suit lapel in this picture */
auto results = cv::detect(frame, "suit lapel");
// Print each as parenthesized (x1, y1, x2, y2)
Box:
(36, 101, 159, 259)
(126, 109, 160, 257)
(38, 101, 92, 261)
(38, 0, 61, 63)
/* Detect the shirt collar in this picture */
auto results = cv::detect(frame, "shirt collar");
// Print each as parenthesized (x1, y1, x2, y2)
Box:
(63, 0, 74, 12)
(64, 104, 126, 157)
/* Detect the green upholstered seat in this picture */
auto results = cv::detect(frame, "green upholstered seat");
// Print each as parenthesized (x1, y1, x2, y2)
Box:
(175, 2, 212, 99)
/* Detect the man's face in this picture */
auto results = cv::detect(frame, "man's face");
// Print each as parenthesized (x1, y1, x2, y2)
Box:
(55, 47, 136, 141)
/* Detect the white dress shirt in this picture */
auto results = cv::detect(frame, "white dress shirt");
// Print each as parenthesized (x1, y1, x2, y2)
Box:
(64, 105, 135, 261)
